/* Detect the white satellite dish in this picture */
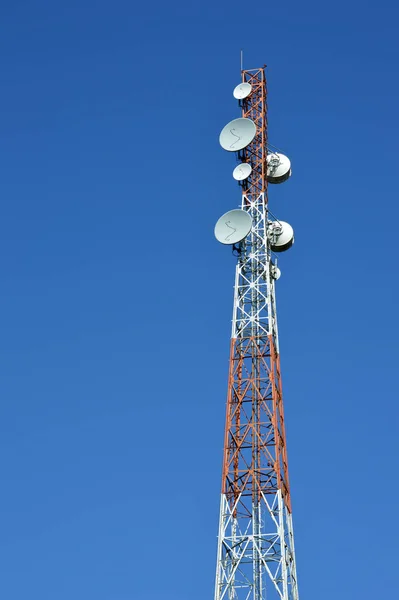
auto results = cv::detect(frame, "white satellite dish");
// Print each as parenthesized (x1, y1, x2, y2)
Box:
(267, 153, 292, 184)
(233, 82, 252, 100)
(267, 220, 294, 252)
(215, 209, 252, 245)
(271, 266, 281, 280)
(219, 118, 256, 152)
(233, 163, 252, 181)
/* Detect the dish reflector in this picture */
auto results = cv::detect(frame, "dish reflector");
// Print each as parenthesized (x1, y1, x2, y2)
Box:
(267, 153, 292, 184)
(215, 209, 252, 245)
(233, 163, 252, 181)
(267, 220, 294, 252)
(233, 82, 252, 100)
(271, 266, 281, 280)
(219, 118, 256, 152)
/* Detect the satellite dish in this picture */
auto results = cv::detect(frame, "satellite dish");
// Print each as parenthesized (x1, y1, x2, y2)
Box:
(215, 209, 252, 245)
(219, 118, 256, 152)
(271, 266, 281, 280)
(267, 153, 292, 184)
(233, 163, 252, 181)
(233, 82, 252, 100)
(267, 220, 294, 252)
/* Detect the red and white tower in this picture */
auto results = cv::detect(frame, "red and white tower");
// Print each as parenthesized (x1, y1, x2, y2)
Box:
(214, 66, 300, 600)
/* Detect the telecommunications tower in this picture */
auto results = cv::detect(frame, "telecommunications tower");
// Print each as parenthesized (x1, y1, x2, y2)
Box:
(213, 66, 300, 600)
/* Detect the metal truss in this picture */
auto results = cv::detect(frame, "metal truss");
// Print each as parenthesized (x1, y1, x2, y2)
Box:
(214, 68, 299, 600)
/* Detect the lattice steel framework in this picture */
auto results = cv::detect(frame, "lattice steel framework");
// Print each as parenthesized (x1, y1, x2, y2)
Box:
(214, 67, 299, 600)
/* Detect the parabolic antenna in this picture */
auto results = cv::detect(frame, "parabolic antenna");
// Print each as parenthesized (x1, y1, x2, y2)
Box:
(267, 220, 294, 252)
(267, 153, 292, 184)
(215, 209, 252, 245)
(233, 163, 252, 181)
(219, 118, 256, 152)
(233, 82, 252, 100)
(271, 266, 281, 280)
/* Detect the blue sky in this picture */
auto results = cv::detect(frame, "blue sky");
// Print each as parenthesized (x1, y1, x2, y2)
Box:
(0, 1, 398, 598)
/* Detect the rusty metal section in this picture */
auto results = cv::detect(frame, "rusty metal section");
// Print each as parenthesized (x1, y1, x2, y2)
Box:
(222, 334, 291, 512)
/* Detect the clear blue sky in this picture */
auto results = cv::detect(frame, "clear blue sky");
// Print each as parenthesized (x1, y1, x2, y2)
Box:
(0, 1, 397, 598)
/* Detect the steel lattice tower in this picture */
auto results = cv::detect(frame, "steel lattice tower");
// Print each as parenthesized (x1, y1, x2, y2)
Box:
(214, 67, 300, 600)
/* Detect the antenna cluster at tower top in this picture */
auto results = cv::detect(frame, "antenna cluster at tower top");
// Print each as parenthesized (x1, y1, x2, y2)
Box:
(214, 78, 295, 261)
